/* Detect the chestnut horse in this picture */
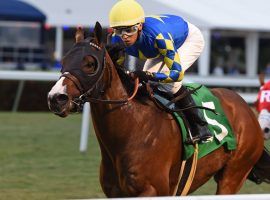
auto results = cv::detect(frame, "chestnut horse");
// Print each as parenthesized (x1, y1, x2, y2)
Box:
(48, 22, 265, 197)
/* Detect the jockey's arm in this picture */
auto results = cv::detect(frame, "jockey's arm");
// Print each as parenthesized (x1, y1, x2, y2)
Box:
(152, 34, 184, 83)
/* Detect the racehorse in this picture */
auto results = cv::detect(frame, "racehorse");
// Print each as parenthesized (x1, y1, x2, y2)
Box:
(48, 22, 266, 196)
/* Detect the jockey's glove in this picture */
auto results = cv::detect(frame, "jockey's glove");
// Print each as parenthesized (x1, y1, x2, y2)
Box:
(130, 70, 155, 83)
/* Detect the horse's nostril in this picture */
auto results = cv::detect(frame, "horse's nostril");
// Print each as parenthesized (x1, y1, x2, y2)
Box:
(55, 94, 69, 104)
(264, 127, 270, 133)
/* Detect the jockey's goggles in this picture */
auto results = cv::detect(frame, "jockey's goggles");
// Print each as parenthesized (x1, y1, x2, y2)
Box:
(113, 24, 140, 37)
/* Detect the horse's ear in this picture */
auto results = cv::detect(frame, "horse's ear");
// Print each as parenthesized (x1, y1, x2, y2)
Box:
(94, 21, 103, 45)
(259, 73, 265, 86)
(75, 27, 84, 43)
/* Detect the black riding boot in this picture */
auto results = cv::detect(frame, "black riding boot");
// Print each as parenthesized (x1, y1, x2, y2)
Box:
(174, 86, 213, 144)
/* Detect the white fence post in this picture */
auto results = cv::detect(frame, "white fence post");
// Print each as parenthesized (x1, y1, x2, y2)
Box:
(79, 102, 90, 153)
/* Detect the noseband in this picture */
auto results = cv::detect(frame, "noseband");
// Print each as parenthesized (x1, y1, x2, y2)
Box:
(60, 39, 139, 110)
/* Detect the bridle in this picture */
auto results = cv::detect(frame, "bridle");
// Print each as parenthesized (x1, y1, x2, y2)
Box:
(60, 39, 139, 110)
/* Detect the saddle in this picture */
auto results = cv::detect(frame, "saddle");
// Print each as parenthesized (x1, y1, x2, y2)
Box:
(145, 84, 212, 144)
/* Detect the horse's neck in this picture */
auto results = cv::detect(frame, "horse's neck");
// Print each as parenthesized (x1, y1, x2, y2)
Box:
(103, 53, 129, 101)
(90, 54, 179, 155)
(90, 52, 133, 118)
(90, 53, 138, 143)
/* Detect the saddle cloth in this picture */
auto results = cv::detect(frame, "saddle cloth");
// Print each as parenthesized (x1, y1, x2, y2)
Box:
(155, 83, 237, 160)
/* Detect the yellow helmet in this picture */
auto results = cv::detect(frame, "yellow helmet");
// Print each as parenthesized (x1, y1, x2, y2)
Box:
(109, 0, 145, 27)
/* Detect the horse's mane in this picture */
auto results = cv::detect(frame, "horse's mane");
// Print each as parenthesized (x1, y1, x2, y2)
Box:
(105, 43, 132, 87)
(105, 43, 149, 101)
(105, 43, 125, 65)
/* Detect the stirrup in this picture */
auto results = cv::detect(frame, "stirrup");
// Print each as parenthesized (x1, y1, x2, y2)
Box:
(200, 135, 214, 143)
(185, 136, 200, 145)
(185, 135, 213, 145)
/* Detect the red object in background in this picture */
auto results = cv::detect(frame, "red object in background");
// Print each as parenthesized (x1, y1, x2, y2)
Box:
(44, 23, 51, 30)
(107, 28, 113, 33)
(256, 81, 270, 112)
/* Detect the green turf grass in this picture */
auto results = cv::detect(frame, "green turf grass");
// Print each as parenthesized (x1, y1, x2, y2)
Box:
(0, 112, 103, 199)
(0, 112, 269, 199)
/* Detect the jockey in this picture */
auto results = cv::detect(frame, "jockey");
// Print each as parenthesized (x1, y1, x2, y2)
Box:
(109, 0, 212, 143)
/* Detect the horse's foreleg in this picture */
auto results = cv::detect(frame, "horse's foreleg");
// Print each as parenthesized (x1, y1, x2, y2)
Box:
(138, 184, 158, 196)
(100, 160, 122, 197)
(121, 176, 160, 196)
(97, 138, 123, 197)
(119, 165, 170, 196)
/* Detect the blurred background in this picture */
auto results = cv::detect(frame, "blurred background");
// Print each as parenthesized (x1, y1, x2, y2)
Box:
(0, 0, 270, 110)
(0, 0, 270, 199)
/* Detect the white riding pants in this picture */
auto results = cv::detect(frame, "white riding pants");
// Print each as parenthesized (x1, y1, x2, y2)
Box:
(143, 22, 205, 94)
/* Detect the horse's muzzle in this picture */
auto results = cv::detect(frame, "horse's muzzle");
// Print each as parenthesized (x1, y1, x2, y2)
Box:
(48, 93, 70, 117)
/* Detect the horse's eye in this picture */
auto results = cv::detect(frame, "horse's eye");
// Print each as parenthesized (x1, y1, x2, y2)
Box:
(84, 62, 96, 73)
(87, 63, 95, 68)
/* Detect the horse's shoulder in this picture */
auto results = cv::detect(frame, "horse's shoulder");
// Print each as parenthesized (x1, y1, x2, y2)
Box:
(211, 88, 240, 100)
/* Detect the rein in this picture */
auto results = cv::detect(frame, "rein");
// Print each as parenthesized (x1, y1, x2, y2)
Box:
(82, 77, 139, 104)
(63, 71, 139, 110)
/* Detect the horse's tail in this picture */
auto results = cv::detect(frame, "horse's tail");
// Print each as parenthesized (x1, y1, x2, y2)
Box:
(247, 148, 270, 184)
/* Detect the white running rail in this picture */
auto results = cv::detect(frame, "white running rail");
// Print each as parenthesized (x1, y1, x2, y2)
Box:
(86, 194, 270, 200)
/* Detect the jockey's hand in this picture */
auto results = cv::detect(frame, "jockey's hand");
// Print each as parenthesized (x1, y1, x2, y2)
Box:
(130, 70, 154, 83)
